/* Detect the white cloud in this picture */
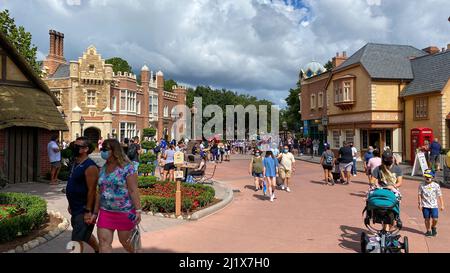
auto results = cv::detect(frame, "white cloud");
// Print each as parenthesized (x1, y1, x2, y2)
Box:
(1, 0, 448, 107)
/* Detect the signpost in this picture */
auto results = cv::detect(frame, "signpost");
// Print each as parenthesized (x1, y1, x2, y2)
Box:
(411, 151, 429, 176)
(174, 151, 184, 217)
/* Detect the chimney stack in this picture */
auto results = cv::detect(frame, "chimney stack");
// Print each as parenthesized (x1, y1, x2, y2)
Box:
(332, 51, 348, 69)
(422, 46, 440, 55)
(43, 29, 67, 77)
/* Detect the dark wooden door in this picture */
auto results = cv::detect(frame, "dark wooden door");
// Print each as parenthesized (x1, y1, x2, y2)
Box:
(6, 127, 37, 183)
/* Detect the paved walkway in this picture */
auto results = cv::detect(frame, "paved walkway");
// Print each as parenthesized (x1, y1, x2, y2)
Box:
(3, 154, 450, 252)
(132, 154, 450, 253)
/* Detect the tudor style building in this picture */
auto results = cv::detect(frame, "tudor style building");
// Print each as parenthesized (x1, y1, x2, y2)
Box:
(42, 30, 186, 144)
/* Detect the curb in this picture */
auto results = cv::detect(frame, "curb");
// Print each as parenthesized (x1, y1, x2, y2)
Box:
(190, 181, 233, 221)
(3, 210, 70, 253)
(142, 181, 234, 221)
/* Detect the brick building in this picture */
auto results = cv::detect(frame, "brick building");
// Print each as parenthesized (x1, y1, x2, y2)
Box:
(0, 31, 68, 183)
(42, 30, 187, 144)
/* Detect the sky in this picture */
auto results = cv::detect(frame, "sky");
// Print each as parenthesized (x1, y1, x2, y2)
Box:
(1, 0, 449, 107)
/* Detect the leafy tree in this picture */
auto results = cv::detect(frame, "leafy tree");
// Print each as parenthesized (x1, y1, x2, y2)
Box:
(280, 86, 301, 132)
(164, 79, 178, 91)
(324, 60, 333, 71)
(105, 57, 132, 74)
(0, 9, 40, 74)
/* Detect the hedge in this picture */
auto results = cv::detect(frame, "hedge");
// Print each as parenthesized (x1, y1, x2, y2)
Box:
(0, 192, 47, 243)
(138, 177, 215, 213)
(138, 164, 155, 176)
(141, 141, 156, 150)
(143, 128, 157, 138)
(140, 153, 156, 164)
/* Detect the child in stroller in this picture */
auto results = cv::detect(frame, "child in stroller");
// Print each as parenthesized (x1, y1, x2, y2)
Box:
(332, 160, 343, 184)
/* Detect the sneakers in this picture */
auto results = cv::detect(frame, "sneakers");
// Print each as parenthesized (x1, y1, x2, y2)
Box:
(432, 227, 437, 236)
(270, 194, 274, 202)
(286, 187, 291, 192)
(281, 185, 285, 190)
(425, 231, 433, 237)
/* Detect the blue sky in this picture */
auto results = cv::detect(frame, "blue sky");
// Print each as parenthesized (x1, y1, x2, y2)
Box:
(1, 0, 449, 107)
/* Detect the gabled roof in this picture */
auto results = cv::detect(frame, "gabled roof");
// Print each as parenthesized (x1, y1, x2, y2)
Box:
(0, 30, 68, 131)
(336, 43, 427, 80)
(49, 63, 70, 79)
(401, 51, 450, 97)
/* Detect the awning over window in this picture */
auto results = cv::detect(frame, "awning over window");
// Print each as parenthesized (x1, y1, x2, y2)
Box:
(0, 85, 68, 131)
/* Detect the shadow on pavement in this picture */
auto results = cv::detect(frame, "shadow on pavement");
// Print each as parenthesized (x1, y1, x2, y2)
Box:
(252, 194, 269, 201)
(310, 180, 327, 186)
(338, 225, 366, 253)
(350, 192, 367, 198)
(350, 180, 370, 185)
(401, 226, 426, 236)
(244, 185, 258, 191)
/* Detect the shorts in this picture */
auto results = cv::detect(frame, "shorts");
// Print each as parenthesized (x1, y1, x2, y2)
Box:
(51, 161, 61, 168)
(339, 162, 353, 172)
(422, 207, 439, 219)
(430, 154, 440, 164)
(71, 213, 95, 243)
(279, 168, 292, 179)
(252, 172, 263, 178)
(322, 165, 333, 171)
(97, 209, 136, 231)
(164, 162, 175, 171)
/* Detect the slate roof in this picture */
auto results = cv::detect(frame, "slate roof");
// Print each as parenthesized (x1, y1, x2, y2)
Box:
(401, 51, 450, 97)
(49, 63, 70, 78)
(336, 43, 427, 80)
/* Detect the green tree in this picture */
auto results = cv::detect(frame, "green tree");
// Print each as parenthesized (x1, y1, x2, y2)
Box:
(281, 86, 301, 132)
(0, 9, 40, 74)
(105, 57, 132, 74)
(324, 60, 333, 71)
(164, 79, 178, 91)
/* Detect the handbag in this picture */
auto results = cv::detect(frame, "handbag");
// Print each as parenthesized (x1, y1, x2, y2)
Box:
(126, 225, 141, 253)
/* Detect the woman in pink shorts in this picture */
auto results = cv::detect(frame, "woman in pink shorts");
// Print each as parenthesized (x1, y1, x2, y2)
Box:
(95, 139, 142, 253)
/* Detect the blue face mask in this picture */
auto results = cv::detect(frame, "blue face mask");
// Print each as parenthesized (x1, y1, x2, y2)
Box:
(100, 150, 110, 160)
(284, 149, 289, 153)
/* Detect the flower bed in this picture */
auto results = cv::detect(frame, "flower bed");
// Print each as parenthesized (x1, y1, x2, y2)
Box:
(138, 176, 215, 213)
(0, 193, 47, 243)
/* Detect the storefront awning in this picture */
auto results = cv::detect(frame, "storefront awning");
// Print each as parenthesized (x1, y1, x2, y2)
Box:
(0, 85, 69, 131)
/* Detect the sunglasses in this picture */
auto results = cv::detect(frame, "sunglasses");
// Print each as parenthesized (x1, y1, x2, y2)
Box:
(100, 147, 110, 152)
(74, 144, 88, 148)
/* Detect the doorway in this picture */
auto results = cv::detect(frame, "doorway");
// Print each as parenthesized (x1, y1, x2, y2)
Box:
(84, 127, 101, 148)
(5, 127, 38, 183)
(369, 132, 381, 151)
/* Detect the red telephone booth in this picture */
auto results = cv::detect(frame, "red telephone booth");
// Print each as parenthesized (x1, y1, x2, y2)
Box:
(410, 128, 433, 163)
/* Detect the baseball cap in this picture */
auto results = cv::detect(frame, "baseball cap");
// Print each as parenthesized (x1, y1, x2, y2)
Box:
(423, 169, 435, 179)
(382, 150, 393, 161)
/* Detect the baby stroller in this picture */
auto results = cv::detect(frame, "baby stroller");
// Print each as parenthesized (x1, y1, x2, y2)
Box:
(361, 188, 409, 253)
(332, 161, 343, 184)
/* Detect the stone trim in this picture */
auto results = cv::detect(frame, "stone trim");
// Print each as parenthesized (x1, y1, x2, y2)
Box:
(3, 210, 69, 253)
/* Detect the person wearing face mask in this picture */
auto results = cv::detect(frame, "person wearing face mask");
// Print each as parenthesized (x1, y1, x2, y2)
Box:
(65, 136, 100, 253)
(249, 150, 264, 193)
(277, 145, 296, 192)
(95, 138, 142, 253)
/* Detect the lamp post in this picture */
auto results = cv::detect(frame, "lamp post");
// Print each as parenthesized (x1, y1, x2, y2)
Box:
(60, 110, 67, 146)
(79, 117, 85, 137)
(171, 112, 182, 217)
(282, 121, 288, 145)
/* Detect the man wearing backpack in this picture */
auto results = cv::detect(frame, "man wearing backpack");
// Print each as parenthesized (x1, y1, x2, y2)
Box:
(320, 144, 335, 185)
(127, 138, 141, 172)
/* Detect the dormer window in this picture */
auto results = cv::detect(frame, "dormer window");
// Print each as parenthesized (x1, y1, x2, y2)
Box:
(89, 65, 95, 72)
(333, 75, 356, 110)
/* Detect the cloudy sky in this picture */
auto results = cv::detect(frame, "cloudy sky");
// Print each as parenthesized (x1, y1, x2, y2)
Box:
(1, 0, 449, 107)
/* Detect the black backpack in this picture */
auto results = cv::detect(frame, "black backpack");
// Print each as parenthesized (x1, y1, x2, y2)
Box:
(324, 152, 334, 166)
(127, 144, 137, 160)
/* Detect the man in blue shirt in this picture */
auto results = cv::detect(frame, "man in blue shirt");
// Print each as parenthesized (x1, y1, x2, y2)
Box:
(430, 138, 442, 171)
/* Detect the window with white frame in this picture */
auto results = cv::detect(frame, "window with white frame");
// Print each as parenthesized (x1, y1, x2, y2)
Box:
(111, 96, 116, 111)
(345, 130, 354, 144)
(310, 94, 316, 109)
(163, 106, 169, 117)
(318, 92, 323, 108)
(333, 130, 340, 149)
(52, 89, 62, 104)
(87, 90, 96, 106)
(120, 122, 136, 141)
(119, 89, 136, 113)
(137, 101, 141, 115)
(343, 81, 352, 101)
(149, 92, 158, 116)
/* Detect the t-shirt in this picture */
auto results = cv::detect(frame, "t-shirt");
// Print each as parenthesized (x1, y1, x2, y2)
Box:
(339, 147, 353, 163)
(127, 143, 140, 162)
(351, 147, 358, 159)
(364, 152, 374, 164)
(372, 165, 403, 187)
(279, 152, 295, 170)
(430, 142, 441, 156)
(98, 163, 136, 212)
(263, 157, 278, 177)
(165, 149, 175, 164)
(321, 151, 335, 166)
(367, 157, 382, 173)
(66, 158, 97, 216)
(418, 182, 442, 208)
(47, 141, 61, 163)
(252, 157, 263, 173)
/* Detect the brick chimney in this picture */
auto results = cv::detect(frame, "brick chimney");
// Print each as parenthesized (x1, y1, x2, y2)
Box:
(332, 51, 348, 69)
(43, 30, 66, 76)
(422, 46, 440, 55)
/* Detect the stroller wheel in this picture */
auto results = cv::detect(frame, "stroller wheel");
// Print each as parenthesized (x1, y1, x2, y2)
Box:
(403, 236, 409, 253)
(360, 232, 367, 253)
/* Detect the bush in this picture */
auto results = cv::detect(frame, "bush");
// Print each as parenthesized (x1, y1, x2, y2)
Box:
(141, 141, 156, 150)
(61, 148, 73, 159)
(143, 128, 157, 138)
(138, 163, 155, 176)
(138, 176, 159, 188)
(0, 192, 47, 243)
(140, 153, 156, 164)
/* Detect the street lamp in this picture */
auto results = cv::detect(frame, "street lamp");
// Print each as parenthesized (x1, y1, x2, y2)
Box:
(282, 121, 288, 144)
(60, 111, 67, 145)
(79, 117, 85, 137)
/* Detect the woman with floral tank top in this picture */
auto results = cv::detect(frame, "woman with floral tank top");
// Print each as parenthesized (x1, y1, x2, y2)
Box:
(95, 139, 142, 253)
